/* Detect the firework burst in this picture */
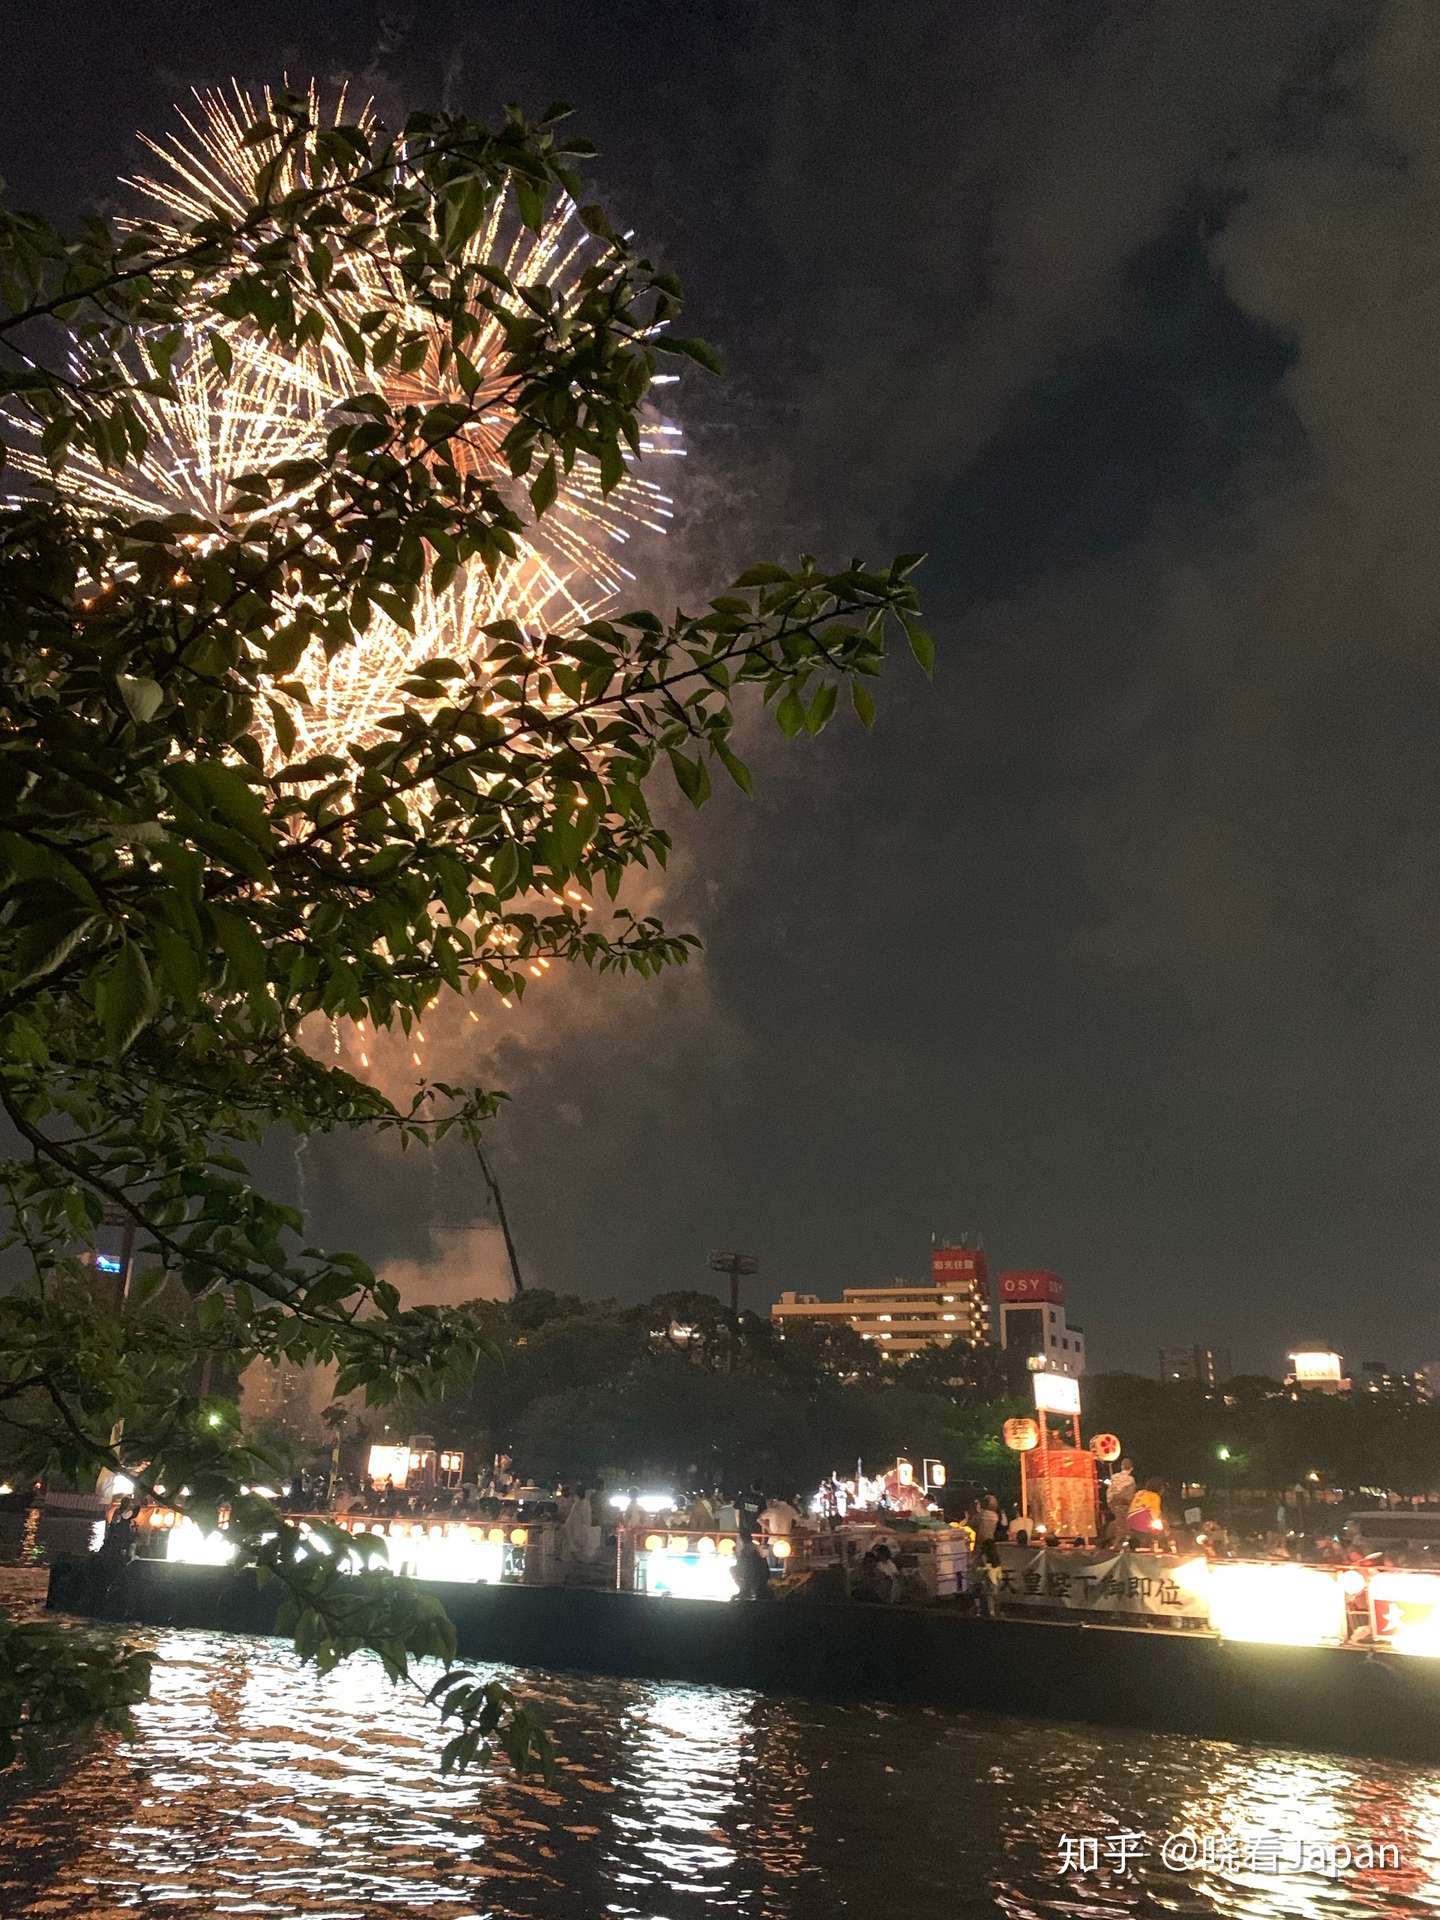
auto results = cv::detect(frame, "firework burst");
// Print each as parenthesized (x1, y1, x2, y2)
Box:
(11, 81, 681, 769)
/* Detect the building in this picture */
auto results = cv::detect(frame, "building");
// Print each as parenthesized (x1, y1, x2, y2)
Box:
(997, 1270, 1085, 1377)
(1285, 1349, 1350, 1395)
(241, 1356, 321, 1441)
(1158, 1344, 1231, 1390)
(771, 1239, 990, 1356)
(1357, 1360, 1429, 1403)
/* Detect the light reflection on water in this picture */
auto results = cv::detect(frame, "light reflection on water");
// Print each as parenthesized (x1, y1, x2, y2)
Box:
(2, 1575, 1440, 1916)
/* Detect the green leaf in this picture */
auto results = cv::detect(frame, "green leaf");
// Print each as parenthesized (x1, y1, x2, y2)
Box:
(168, 762, 273, 850)
(666, 748, 709, 807)
(529, 456, 558, 517)
(598, 439, 625, 495)
(733, 563, 791, 588)
(252, 156, 283, 204)
(96, 942, 156, 1058)
(211, 333, 234, 377)
(661, 336, 722, 375)
(902, 616, 935, 676)
(575, 202, 616, 240)
(515, 179, 545, 233)
(129, 1268, 166, 1308)
(489, 843, 520, 897)
(267, 698, 297, 760)
(116, 675, 163, 725)
(12, 910, 99, 988)
(715, 744, 753, 795)
(806, 683, 838, 734)
(851, 681, 877, 729)
(151, 923, 203, 1015)
(775, 689, 806, 739)
(211, 910, 267, 995)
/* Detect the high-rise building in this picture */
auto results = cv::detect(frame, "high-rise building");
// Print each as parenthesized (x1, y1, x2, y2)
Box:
(997, 1270, 1085, 1377)
(241, 1356, 321, 1440)
(771, 1238, 990, 1356)
(1358, 1360, 1428, 1403)
(1158, 1344, 1231, 1389)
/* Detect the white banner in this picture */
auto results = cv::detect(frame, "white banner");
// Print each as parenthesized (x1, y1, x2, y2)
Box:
(988, 1543, 1208, 1620)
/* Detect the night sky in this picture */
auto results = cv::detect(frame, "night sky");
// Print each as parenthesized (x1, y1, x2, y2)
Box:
(5, 0, 1439, 1375)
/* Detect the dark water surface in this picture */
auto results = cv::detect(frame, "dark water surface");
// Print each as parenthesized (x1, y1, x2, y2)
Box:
(4, 1570, 1440, 1918)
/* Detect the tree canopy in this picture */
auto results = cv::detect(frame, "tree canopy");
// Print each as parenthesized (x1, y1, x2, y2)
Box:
(0, 88, 932, 1772)
(1084, 1372, 1440, 1497)
(391, 1287, 1022, 1498)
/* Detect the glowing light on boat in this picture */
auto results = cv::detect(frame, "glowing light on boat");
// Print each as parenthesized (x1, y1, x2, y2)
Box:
(1205, 1562, 1349, 1647)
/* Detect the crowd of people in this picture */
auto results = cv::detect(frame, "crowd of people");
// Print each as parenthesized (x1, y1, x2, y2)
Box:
(961, 1457, 1440, 1571)
(184, 1465, 827, 1596)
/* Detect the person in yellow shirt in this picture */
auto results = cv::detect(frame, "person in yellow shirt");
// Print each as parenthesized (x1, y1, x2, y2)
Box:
(1127, 1483, 1164, 1540)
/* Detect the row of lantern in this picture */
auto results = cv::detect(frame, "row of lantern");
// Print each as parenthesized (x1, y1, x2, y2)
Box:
(1002, 1420, 1121, 1460)
(336, 1518, 529, 1548)
(640, 1531, 793, 1560)
(139, 1509, 531, 1548)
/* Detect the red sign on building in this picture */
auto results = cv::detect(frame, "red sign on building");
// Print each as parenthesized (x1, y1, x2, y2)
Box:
(999, 1268, 1065, 1305)
(931, 1246, 988, 1291)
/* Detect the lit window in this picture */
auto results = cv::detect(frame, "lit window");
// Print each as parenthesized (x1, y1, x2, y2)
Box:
(878, 1314, 891, 1322)
(943, 1313, 956, 1322)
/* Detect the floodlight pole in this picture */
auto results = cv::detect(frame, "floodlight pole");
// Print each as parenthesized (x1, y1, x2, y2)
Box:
(707, 1249, 759, 1318)
(708, 1251, 759, 1373)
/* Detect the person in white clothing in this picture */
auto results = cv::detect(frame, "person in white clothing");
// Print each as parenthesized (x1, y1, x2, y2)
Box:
(761, 1495, 800, 1538)
(562, 1483, 599, 1564)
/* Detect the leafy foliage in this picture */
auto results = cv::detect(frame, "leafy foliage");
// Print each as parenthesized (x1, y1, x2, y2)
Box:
(0, 90, 930, 1767)
(0, 1614, 153, 1770)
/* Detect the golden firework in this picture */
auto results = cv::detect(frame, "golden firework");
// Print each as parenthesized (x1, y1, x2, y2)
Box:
(13, 81, 680, 769)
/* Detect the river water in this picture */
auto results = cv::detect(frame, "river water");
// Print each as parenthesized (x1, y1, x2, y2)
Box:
(3, 1571, 1440, 1918)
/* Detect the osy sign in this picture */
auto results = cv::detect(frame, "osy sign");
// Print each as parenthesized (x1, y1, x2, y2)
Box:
(999, 1269, 1065, 1304)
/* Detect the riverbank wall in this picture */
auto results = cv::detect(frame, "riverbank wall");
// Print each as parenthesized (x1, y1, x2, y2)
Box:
(47, 1554, 1440, 1763)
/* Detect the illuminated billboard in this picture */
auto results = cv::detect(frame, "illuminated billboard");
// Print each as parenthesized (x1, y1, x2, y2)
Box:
(1032, 1370, 1081, 1415)
(1289, 1350, 1343, 1383)
(367, 1443, 412, 1486)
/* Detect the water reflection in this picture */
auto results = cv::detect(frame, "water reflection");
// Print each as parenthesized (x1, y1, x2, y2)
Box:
(3, 1573, 1440, 1917)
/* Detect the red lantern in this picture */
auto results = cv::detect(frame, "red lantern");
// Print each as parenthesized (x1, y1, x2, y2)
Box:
(1089, 1432, 1121, 1462)
(1003, 1417, 1040, 1452)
